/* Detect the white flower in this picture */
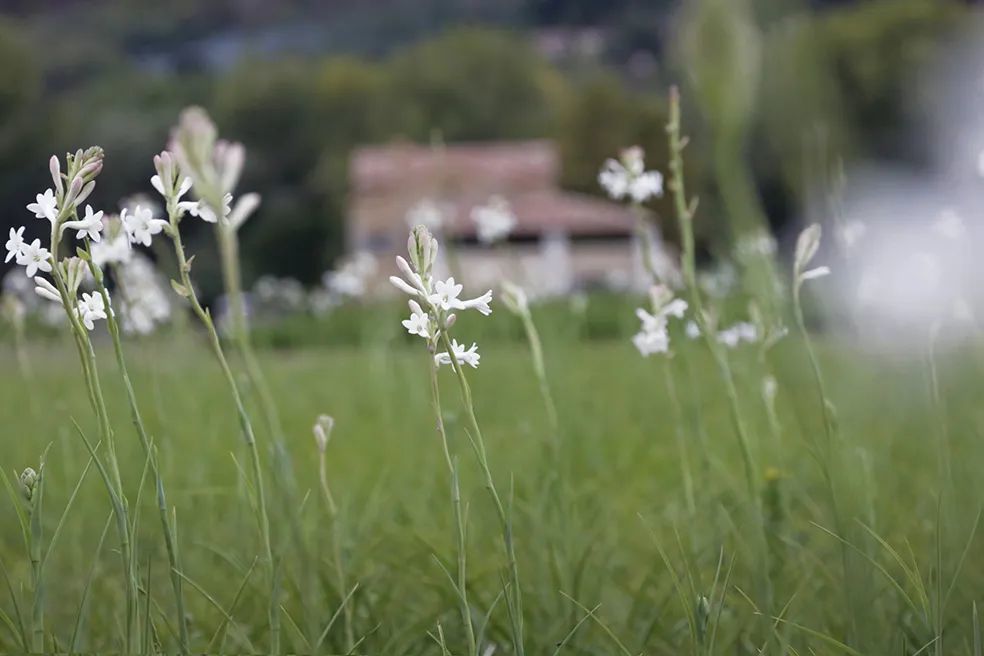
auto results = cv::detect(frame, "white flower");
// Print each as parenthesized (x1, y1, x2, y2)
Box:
(402, 300, 431, 339)
(458, 289, 493, 316)
(718, 322, 758, 348)
(435, 339, 481, 368)
(151, 173, 193, 201)
(4, 226, 26, 264)
(598, 147, 663, 203)
(122, 205, 168, 247)
(632, 325, 669, 357)
(471, 196, 516, 245)
(27, 189, 59, 224)
(183, 194, 232, 224)
(406, 199, 446, 231)
(17, 239, 52, 277)
(794, 224, 830, 289)
(313, 415, 334, 454)
(685, 320, 701, 340)
(91, 226, 132, 267)
(62, 205, 104, 242)
(76, 291, 108, 331)
(836, 221, 866, 250)
(933, 208, 966, 240)
(428, 277, 464, 311)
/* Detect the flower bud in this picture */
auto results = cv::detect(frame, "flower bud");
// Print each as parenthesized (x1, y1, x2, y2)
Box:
(445, 313, 457, 329)
(49, 155, 63, 197)
(500, 280, 528, 315)
(19, 467, 38, 502)
(216, 140, 245, 194)
(313, 415, 335, 453)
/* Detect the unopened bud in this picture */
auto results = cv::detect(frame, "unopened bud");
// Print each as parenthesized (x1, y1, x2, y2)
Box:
(445, 313, 457, 329)
(49, 155, 63, 196)
(313, 415, 335, 453)
(19, 467, 38, 502)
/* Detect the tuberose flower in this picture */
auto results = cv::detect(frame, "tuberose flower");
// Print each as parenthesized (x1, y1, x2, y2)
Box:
(435, 339, 481, 369)
(598, 147, 663, 203)
(17, 239, 52, 277)
(122, 205, 168, 247)
(470, 196, 516, 245)
(76, 291, 108, 331)
(402, 300, 431, 339)
(62, 205, 104, 242)
(27, 189, 59, 224)
(4, 227, 25, 264)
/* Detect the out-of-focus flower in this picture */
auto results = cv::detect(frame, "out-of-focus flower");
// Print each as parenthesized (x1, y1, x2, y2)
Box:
(406, 199, 447, 232)
(631, 284, 687, 357)
(735, 229, 777, 259)
(794, 224, 830, 290)
(313, 414, 334, 454)
(91, 215, 132, 267)
(323, 252, 377, 299)
(685, 320, 701, 340)
(122, 205, 168, 247)
(76, 291, 108, 331)
(435, 339, 481, 369)
(116, 254, 172, 335)
(470, 196, 516, 245)
(717, 321, 758, 348)
(500, 280, 529, 315)
(836, 221, 866, 250)
(933, 208, 966, 240)
(598, 146, 663, 203)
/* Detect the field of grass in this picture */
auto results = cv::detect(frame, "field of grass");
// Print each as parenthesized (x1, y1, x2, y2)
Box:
(2, 324, 983, 655)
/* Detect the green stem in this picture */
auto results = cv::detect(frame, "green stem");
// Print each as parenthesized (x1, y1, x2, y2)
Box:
(166, 210, 276, 652)
(29, 468, 43, 653)
(438, 331, 524, 656)
(89, 263, 191, 653)
(428, 358, 477, 656)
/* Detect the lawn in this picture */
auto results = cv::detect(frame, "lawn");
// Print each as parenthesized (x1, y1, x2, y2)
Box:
(1, 327, 982, 654)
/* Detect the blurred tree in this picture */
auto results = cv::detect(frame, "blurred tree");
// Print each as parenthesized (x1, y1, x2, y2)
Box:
(0, 19, 52, 271)
(387, 29, 561, 141)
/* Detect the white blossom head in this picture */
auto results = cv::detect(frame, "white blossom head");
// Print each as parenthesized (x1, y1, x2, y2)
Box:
(313, 414, 335, 454)
(598, 146, 663, 204)
(470, 196, 516, 245)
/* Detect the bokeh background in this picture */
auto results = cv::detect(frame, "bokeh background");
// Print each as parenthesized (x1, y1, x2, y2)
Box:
(0, 0, 975, 301)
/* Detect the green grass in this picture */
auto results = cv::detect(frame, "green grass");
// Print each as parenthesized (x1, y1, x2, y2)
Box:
(2, 327, 984, 654)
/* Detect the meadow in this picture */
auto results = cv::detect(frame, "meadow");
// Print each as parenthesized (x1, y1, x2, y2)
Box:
(1, 94, 982, 656)
(1, 318, 983, 654)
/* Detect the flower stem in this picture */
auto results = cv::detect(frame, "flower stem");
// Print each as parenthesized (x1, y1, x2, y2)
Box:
(428, 358, 477, 656)
(165, 211, 277, 652)
(438, 331, 524, 656)
(89, 262, 191, 653)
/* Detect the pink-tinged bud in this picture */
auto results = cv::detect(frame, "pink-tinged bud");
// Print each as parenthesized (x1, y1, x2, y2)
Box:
(74, 180, 96, 207)
(77, 159, 102, 182)
(445, 313, 457, 328)
(64, 175, 84, 207)
(217, 140, 245, 193)
(49, 156, 63, 196)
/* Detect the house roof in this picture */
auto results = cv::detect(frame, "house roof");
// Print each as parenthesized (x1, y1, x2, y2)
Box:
(348, 140, 639, 241)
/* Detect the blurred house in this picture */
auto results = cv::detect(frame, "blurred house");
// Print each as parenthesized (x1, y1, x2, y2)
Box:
(348, 140, 651, 296)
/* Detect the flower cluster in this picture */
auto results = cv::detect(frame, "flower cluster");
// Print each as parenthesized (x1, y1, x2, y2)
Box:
(115, 254, 173, 335)
(166, 108, 260, 231)
(391, 225, 493, 368)
(470, 195, 516, 245)
(598, 146, 664, 204)
(632, 284, 688, 357)
(406, 199, 449, 232)
(6, 149, 120, 332)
